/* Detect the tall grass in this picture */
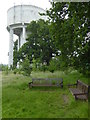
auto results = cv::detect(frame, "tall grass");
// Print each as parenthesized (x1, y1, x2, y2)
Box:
(2, 71, 88, 118)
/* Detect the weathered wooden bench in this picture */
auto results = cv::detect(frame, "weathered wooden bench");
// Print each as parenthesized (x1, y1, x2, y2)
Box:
(29, 78, 63, 88)
(68, 80, 89, 101)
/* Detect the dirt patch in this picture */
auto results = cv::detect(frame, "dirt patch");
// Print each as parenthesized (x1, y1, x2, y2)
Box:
(62, 94, 69, 104)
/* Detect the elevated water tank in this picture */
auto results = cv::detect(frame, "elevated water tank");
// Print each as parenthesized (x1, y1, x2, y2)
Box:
(7, 5, 46, 67)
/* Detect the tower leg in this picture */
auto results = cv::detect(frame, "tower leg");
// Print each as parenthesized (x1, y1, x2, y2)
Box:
(18, 36, 20, 50)
(8, 28, 13, 68)
(22, 25, 26, 44)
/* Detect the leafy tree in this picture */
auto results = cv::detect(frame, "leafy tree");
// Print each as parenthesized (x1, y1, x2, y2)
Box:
(46, 2, 90, 75)
(18, 19, 58, 65)
(67, 2, 90, 74)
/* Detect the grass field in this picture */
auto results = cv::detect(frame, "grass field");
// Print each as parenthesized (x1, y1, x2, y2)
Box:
(2, 70, 89, 118)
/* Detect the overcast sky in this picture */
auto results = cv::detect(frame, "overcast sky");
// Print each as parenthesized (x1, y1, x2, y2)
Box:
(0, 0, 51, 65)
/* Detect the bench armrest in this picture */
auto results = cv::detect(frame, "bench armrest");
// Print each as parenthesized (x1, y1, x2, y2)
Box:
(28, 81, 33, 88)
(29, 81, 33, 84)
(59, 81, 63, 88)
(74, 92, 88, 96)
(29, 82, 33, 86)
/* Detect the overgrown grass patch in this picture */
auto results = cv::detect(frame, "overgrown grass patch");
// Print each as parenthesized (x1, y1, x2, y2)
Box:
(2, 71, 88, 118)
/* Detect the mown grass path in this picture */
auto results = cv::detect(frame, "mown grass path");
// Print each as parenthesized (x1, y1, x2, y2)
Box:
(2, 71, 88, 118)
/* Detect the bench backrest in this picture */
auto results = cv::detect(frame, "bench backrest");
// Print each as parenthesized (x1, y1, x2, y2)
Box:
(77, 80, 89, 93)
(32, 78, 63, 85)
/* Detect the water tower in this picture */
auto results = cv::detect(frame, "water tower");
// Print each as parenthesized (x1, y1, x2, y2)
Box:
(7, 5, 46, 67)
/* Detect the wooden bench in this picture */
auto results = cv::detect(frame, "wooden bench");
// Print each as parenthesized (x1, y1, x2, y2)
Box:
(29, 78, 63, 88)
(68, 80, 89, 101)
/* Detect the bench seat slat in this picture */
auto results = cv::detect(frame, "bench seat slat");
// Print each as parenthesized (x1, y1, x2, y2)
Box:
(69, 88, 82, 95)
(75, 95, 87, 100)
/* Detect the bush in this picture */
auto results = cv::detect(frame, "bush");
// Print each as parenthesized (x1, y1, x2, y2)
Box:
(21, 57, 32, 76)
(32, 58, 37, 71)
(41, 65, 48, 72)
(4, 66, 9, 75)
(48, 58, 60, 73)
(13, 69, 18, 74)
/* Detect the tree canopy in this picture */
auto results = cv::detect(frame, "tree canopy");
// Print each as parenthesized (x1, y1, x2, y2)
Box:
(45, 2, 90, 75)
(18, 19, 58, 65)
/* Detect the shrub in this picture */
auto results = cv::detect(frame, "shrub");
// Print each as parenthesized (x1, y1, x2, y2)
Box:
(48, 58, 60, 73)
(41, 65, 48, 72)
(21, 57, 32, 76)
(13, 69, 18, 74)
(32, 58, 37, 71)
(4, 66, 9, 75)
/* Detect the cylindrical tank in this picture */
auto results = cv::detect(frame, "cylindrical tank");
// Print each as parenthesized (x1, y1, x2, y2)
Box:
(7, 5, 46, 27)
(7, 5, 47, 67)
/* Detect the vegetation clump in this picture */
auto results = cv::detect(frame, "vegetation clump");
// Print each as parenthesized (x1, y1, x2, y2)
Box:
(21, 57, 32, 76)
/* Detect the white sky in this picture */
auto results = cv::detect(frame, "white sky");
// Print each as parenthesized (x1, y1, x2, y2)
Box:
(0, 0, 51, 65)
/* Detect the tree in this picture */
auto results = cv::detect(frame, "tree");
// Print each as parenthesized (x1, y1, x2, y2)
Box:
(18, 19, 58, 66)
(68, 2, 90, 75)
(46, 2, 90, 75)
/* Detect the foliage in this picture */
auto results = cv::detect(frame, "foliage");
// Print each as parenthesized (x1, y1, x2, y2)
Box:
(5, 66, 9, 75)
(0, 64, 4, 71)
(48, 57, 60, 73)
(0, 64, 9, 75)
(12, 2, 90, 76)
(40, 64, 48, 72)
(18, 19, 58, 65)
(32, 58, 37, 71)
(21, 57, 32, 76)
(13, 69, 18, 74)
(0, 64, 2, 71)
(46, 2, 90, 75)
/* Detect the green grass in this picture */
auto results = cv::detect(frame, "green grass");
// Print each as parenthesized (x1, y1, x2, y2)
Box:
(2, 71, 88, 118)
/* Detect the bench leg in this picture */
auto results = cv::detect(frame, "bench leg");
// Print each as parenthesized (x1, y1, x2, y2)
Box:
(60, 83, 63, 88)
(29, 83, 33, 89)
(74, 95, 78, 100)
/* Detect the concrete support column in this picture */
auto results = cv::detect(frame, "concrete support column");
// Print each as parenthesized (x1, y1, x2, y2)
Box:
(18, 36, 20, 50)
(9, 28, 13, 68)
(22, 25, 26, 44)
